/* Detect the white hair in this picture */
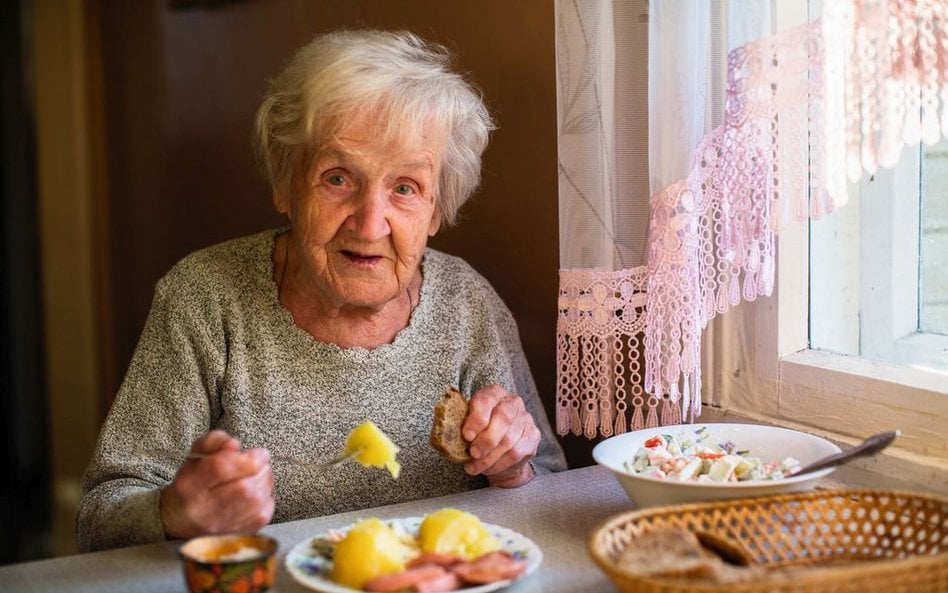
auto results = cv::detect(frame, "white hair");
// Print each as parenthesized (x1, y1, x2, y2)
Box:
(253, 29, 495, 226)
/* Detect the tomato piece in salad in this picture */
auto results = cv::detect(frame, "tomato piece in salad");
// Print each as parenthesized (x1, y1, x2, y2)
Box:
(643, 436, 665, 449)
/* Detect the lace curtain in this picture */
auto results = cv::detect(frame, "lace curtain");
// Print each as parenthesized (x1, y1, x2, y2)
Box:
(554, 0, 652, 438)
(555, 0, 948, 438)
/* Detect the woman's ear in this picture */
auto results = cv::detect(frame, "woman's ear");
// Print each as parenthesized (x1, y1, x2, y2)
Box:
(427, 210, 442, 236)
(273, 187, 291, 218)
(276, 157, 310, 219)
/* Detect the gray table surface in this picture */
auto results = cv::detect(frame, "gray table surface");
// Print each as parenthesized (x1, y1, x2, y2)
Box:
(0, 465, 631, 593)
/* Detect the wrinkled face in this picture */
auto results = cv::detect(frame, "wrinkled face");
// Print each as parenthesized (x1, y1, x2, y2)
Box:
(275, 113, 443, 312)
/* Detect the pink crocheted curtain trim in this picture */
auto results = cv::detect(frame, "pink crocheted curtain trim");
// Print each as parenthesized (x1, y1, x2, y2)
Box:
(644, 19, 818, 413)
(556, 267, 683, 438)
(556, 1, 948, 437)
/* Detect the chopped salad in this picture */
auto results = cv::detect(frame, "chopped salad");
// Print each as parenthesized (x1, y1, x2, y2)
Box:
(624, 426, 801, 482)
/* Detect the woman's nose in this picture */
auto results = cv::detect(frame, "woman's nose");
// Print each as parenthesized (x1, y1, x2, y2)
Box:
(347, 184, 391, 239)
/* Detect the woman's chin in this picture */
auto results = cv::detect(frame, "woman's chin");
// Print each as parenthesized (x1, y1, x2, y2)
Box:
(332, 288, 401, 312)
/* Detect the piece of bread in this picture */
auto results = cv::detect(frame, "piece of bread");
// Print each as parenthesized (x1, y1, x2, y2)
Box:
(614, 527, 723, 579)
(430, 387, 471, 463)
(614, 526, 763, 583)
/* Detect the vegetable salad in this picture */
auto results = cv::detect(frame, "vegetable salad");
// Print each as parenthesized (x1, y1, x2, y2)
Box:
(623, 426, 801, 482)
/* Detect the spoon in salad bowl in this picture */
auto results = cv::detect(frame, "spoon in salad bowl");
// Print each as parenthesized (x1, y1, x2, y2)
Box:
(791, 430, 900, 477)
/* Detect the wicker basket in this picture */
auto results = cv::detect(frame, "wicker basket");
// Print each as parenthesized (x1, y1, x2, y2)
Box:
(588, 489, 948, 593)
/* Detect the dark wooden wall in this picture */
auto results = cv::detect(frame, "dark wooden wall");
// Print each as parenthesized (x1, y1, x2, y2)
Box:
(2, 0, 49, 563)
(94, 0, 592, 468)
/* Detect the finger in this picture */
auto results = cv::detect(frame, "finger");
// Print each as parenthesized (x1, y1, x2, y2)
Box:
(467, 411, 541, 478)
(467, 395, 525, 459)
(475, 412, 539, 476)
(228, 480, 275, 532)
(244, 447, 272, 468)
(247, 496, 276, 531)
(467, 419, 527, 475)
(191, 429, 239, 455)
(481, 422, 540, 476)
(212, 448, 271, 482)
(462, 385, 508, 442)
(235, 465, 275, 530)
(210, 463, 275, 531)
(184, 447, 271, 491)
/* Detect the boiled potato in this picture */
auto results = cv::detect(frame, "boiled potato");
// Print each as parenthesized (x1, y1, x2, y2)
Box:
(330, 518, 412, 589)
(417, 508, 499, 560)
(344, 420, 401, 478)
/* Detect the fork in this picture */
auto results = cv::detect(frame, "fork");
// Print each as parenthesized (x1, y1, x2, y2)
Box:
(136, 447, 361, 472)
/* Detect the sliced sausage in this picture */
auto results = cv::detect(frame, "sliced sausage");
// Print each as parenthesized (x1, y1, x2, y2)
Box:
(412, 570, 462, 592)
(406, 552, 463, 569)
(364, 565, 448, 593)
(451, 550, 527, 585)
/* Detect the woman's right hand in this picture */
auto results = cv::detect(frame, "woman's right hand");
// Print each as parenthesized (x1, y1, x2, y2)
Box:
(159, 429, 275, 539)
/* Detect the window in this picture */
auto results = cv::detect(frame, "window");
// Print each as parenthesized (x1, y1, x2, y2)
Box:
(701, 0, 946, 494)
(921, 140, 948, 337)
(707, 164, 946, 490)
(810, 145, 948, 374)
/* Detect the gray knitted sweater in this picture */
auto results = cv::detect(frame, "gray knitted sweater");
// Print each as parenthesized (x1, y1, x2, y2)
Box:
(77, 229, 567, 552)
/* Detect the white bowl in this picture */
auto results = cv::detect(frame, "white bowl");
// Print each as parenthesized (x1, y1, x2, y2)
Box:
(593, 423, 842, 508)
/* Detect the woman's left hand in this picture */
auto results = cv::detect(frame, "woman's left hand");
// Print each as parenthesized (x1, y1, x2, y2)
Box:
(462, 384, 540, 488)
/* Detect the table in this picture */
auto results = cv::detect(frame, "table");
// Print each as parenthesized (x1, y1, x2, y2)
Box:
(0, 465, 633, 593)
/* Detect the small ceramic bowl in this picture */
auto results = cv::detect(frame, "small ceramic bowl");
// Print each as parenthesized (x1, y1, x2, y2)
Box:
(178, 533, 278, 593)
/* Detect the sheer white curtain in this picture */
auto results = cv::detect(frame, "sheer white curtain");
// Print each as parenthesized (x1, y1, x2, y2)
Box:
(555, 0, 948, 439)
(554, 0, 652, 438)
(554, 0, 779, 437)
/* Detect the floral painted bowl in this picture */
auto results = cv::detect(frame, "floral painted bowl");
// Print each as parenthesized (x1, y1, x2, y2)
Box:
(178, 533, 278, 593)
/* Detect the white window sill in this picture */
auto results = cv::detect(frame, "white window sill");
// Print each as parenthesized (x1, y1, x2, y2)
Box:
(870, 332, 948, 375)
(782, 348, 948, 395)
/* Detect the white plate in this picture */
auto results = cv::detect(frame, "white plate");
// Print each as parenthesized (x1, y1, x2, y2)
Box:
(285, 516, 543, 593)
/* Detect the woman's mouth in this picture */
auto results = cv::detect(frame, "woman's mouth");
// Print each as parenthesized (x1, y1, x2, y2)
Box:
(341, 250, 383, 265)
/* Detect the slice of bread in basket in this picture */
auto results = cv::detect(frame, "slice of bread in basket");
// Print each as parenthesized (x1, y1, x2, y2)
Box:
(615, 527, 723, 579)
(613, 527, 762, 584)
(429, 386, 472, 463)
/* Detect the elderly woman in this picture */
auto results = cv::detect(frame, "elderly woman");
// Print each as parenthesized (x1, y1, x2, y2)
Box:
(77, 30, 567, 552)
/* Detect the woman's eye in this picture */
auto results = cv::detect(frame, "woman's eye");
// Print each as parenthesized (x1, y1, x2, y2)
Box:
(394, 183, 415, 195)
(326, 174, 346, 186)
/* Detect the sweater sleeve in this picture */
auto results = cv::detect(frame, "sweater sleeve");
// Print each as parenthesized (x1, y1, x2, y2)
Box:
(76, 271, 226, 552)
(458, 279, 568, 476)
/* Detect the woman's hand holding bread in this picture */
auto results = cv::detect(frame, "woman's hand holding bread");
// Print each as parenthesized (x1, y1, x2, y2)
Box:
(462, 385, 540, 487)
